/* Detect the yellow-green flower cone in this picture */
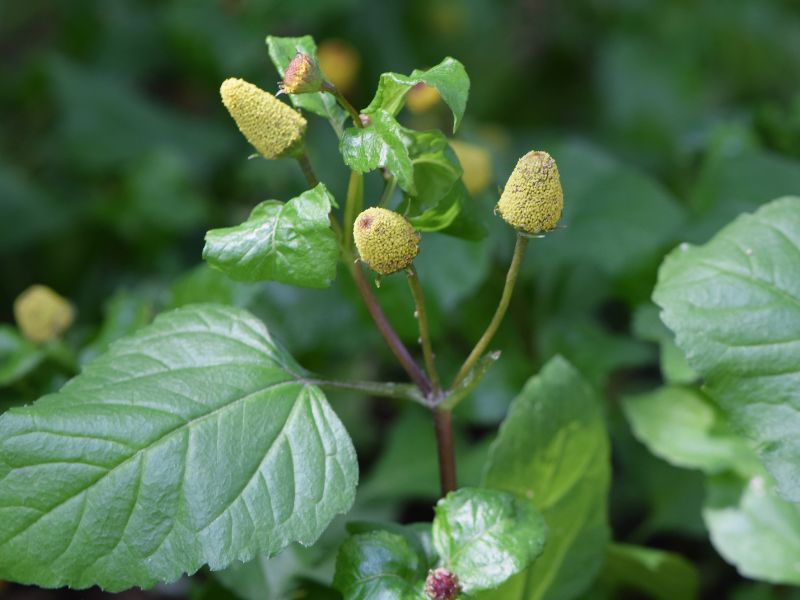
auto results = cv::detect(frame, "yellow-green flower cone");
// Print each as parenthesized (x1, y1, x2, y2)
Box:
(14, 285, 75, 344)
(353, 207, 420, 275)
(496, 150, 563, 234)
(220, 78, 307, 159)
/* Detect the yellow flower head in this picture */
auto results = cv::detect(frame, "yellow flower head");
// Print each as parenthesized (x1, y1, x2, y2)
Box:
(14, 285, 75, 344)
(449, 139, 492, 196)
(279, 52, 324, 95)
(353, 207, 420, 275)
(496, 150, 563, 234)
(220, 78, 307, 159)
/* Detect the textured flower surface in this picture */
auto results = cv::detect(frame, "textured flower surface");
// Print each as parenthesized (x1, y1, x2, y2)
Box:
(425, 568, 461, 600)
(496, 150, 563, 234)
(220, 78, 307, 159)
(280, 52, 324, 94)
(353, 207, 420, 275)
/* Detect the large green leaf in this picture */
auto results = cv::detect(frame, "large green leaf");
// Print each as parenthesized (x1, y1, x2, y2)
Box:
(594, 543, 699, 600)
(623, 386, 759, 477)
(432, 488, 547, 593)
(340, 110, 416, 193)
(203, 183, 339, 289)
(654, 196, 800, 502)
(266, 35, 348, 135)
(363, 57, 470, 132)
(632, 303, 697, 384)
(479, 357, 611, 600)
(705, 473, 800, 585)
(0, 304, 357, 591)
(333, 530, 427, 600)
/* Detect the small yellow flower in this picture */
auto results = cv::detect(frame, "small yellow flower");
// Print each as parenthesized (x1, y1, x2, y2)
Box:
(279, 52, 324, 95)
(496, 151, 563, 234)
(353, 208, 420, 275)
(220, 78, 307, 159)
(449, 139, 492, 196)
(317, 39, 360, 94)
(406, 83, 441, 114)
(14, 285, 75, 344)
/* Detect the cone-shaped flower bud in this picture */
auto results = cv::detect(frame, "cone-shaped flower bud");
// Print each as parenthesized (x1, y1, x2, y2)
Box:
(496, 150, 563, 234)
(279, 52, 324, 95)
(425, 568, 461, 600)
(353, 207, 420, 275)
(220, 78, 307, 159)
(14, 285, 75, 344)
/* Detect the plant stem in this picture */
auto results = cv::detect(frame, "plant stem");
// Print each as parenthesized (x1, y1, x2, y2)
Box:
(433, 408, 457, 495)
(296, 153, 318, 186)
(451, 233, 529, 389)
(323, 82, 363, 128)
(349, 260, 432, 397)
(378, 176, 397, 208)
(406, 265, 441, 395)
(343, 170, 364, 248)
(311, 378, 426, 406)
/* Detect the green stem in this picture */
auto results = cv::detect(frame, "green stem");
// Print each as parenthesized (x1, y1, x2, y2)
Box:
(311, 378, 426, 406)
(433, 408, 457, 495)
(378, 176, 397, 208)
(347, 257, 433, 397)
(323, 82, 363, 128)
(296, 153, 318, 186)
(451, 233, 529, 389)
(344, 170, 364, 248)
(406, 265, 441, 395)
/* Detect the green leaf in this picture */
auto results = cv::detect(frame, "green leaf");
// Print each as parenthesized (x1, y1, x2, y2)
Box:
(401, 129, 468, 232)
(341, 110, 416, 193)
(0, 325, 45, 387)
(266, 35, 348, 135)
(433, 488, 547, 593)
(623, 386, 759, 477)
(213, 551, 302, 600)
(333, 530, 427, 600)
(0, 304, 357, 591)
(364, 57, 470, 132)
(480, 357, 611, 600)
(595, 543, 699, 600)
(704, 473, 800, 585)
(654, 196, 800, 502)
(203, 183, 339, 289)
(632, 303, 697, 384)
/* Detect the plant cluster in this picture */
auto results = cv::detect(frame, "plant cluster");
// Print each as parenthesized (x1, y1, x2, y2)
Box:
(1, 30, 800, 600)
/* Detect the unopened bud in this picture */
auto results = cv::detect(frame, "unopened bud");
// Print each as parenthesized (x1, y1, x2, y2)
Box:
(496, 150, 563, 234)
(279, 52, 324, 95)
(353, 207, 420, 275)
(425, 568, 461, 600)
(220, 78, 307, 159)
(14, 285, 75, 344)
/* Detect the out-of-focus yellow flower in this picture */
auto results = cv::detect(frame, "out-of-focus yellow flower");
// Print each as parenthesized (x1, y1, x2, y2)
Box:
(496, 151, 563, 234)
(406, 83, 441, 113)
(318, 39, 361, 94)
(14, 285, 75, 344)
(220, 78, 307, 159)
(449, 140, 493, 196)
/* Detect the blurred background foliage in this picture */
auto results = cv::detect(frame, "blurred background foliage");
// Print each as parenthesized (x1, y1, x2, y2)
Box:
(2, 0, 800, 598)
